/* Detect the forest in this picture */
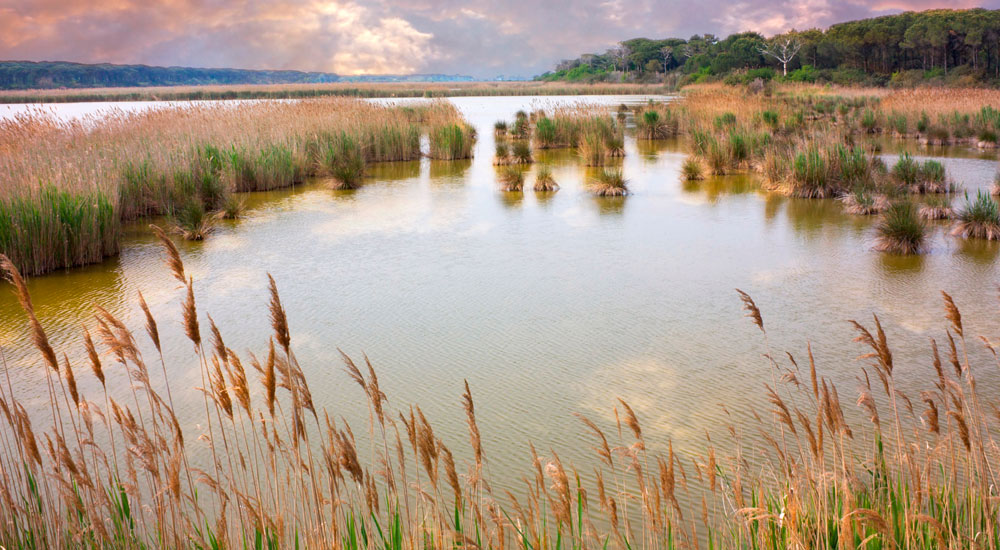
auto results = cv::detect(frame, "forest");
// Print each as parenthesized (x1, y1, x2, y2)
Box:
(537, 8, 1000, 86)
(0, 61, 474, 90)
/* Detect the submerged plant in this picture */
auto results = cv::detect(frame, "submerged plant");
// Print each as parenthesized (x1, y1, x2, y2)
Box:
(876, 201, 925, 254)
(953, 191, 1000, 240)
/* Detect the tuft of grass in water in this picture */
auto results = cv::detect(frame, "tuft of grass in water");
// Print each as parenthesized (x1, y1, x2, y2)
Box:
(681, 157, 704, 181)
(533, 117, 558, 148)
(589, 168, 628, 196)
(497, 165, 525, 192)
(511, 141, 534, 165)
(533, 165, 559, 192)
(170, 200, 221, 240)
(876, 201, 925, 254)
(221, 194, 246, 220)
(952, 190, 1000, 240)
(319, 132, 366, 189)
(841, 187, 888, 215)
(494, 120, 508, 136)
(494, 141, 511, 165)
(918, 194, 953, 220)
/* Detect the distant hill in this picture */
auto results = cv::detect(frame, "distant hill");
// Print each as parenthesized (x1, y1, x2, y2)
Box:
(0, 61, 474, 90)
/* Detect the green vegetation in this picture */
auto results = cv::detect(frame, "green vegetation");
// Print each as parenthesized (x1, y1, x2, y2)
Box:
(953, 190, 1000, 239)
(428, 123, 477, 160)
(589, 168, 628, 196)
(681, 157, 704, 181)
(539, 8, 1000, 87)
(498, 165, 525, 192)
(876, 201, 926, 254)
(533, 165, 559, 192)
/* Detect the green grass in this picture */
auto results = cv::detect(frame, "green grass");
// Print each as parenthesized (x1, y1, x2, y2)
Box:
(429, 123, 476, 160)
(876, 201, 925, 254)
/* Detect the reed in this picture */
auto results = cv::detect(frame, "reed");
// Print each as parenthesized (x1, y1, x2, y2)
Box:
(532, 165, 559, 192)
(681, 157, 704, 181)
(875, 201, 926, 254)
(511, 141, 534, 165)
(0, 98, 473, 275)
(1, 236, 1000, 549)
(497, 166, 525, 192)
(918, 194, 954, 220)
(952, 191, 1000, 240)
(589, 168, 628, 196)
(841, 187, 889, 215)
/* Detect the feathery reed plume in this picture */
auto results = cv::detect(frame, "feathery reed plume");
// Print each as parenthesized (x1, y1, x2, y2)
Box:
(462, 380, 483, 470)
(0, 255, 58, 372)
(82, 326, 105, 387)
(137, 291, 161, 353)
(267, 274, 291, 353)
(150, 225, 186, 284)
(736, 289, 764, 332)
(182, 279, 201, 348)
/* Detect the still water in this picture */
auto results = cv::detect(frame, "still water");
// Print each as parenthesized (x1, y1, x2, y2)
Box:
(1, 96, 999, 499)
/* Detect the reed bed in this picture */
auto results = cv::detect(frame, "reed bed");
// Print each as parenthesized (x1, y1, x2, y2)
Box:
(2, 233, 1000, 548)
(0, 98, 472, 275)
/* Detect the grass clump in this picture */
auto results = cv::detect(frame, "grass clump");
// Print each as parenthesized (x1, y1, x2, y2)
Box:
(511, 141, 533, 165)
(319, 133, 366, 189)
(681, 157, 704, 181)
(875, 201, 925, 254)
(494, 120, 508, 136)
(497, 166, 524, 192)
(493, 141, 511, 166)
(170, 200, 221, 240)
(918, 194, 953, 220)
(952, 190, 1000, 240)
(532, 165, 559, 192)
(841, 187, 888, 215)
(589, 168, 628, 196)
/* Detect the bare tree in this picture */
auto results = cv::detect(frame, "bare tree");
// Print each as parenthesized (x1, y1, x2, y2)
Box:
(661, 46, 674, 73)
(610, 43, 632, 74)
(759, 37, 803, 76)
(607, 46, 624, 72)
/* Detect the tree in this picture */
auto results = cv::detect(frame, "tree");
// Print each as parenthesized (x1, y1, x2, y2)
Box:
(760, 37, 803, 76)
(661, 46, 674, 72)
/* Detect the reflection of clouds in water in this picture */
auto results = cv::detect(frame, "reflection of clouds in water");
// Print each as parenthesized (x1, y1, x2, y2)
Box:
(751, 263, 809, 285)
(461, 221, 495, 236)
(581, 357, 695, 444)
(312, 192, 461, 242)
(674, 194, 710, 207)
(211, 267, 260, 297)
(557, 204, 597, 228)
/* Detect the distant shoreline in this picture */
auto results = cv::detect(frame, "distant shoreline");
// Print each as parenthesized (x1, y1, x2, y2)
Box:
(0, 81, 670, 104)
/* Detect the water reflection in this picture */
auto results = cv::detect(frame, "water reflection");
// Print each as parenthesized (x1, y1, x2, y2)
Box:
(369, 160, 422, 181)
(430, 158, 471, 180)
(956, 236, 1000, 263)
(593, 196, 627, 216)
(875, 249, 927, 274)
(498, 191, 524, 209)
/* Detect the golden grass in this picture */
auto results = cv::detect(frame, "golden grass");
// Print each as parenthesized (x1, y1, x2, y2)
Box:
(1, 234, 999, 548)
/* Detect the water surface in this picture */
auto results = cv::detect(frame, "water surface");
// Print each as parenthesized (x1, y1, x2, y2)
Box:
(2, 95, 999, 502)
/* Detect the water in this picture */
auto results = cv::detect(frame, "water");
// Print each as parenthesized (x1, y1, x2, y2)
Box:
(2, 96, 999, 503)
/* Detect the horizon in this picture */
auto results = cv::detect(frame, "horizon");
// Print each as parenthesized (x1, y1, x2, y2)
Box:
(3, 2, 999, 79)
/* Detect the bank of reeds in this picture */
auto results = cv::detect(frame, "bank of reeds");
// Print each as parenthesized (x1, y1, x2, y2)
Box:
(0, 98, 472, 275)
(2, 236, 999, 548)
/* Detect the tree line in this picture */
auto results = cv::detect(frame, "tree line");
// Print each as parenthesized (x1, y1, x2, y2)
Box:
(0, 61, 475, 90)
(537, 8, 1000, 86)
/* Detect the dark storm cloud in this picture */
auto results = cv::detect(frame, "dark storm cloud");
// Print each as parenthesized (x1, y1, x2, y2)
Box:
(0, 0, 996, 78)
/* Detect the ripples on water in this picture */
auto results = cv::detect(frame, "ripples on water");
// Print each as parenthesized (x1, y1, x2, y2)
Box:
(1, 96, 999, 495)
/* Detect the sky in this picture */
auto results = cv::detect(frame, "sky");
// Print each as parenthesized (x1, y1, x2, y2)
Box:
(1, 0, 997, 79)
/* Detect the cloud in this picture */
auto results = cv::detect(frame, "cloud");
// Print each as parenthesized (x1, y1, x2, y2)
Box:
(0, 0, 997, 78)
